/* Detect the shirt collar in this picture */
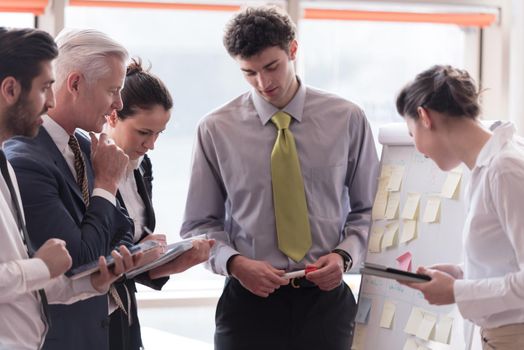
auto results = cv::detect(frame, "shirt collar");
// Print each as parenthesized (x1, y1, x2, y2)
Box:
(128, 156, 143, 174)
(42, 114, 72, 154)
(251, 76, 306, 125)
(475, 121, 516, 169)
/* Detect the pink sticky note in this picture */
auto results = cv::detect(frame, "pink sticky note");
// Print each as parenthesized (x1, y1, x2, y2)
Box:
(396, 252, 412, 272)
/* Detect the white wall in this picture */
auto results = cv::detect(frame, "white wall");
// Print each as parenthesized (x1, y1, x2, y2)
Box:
(509, 0, 524, 134)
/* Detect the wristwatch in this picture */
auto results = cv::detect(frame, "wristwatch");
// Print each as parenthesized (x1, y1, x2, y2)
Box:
(332, 249, 353, 273)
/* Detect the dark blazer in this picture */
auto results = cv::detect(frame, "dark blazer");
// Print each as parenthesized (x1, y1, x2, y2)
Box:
(109, 154, 169, 350)
(5, 127, 133, 350)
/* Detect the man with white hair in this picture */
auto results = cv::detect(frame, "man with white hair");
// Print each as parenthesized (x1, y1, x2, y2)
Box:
(0, 27, 138, 350)
(5, 29, 133, 350)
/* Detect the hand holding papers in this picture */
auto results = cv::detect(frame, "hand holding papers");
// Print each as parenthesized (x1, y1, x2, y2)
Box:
(136, 227, 168, 267)
(125, 240, 194, 279)
(145, 237, 215, 279)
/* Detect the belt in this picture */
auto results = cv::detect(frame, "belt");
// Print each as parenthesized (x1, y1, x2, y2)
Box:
(287, 277, 317, 289)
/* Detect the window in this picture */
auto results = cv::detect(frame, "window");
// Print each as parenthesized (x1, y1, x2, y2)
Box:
(300, 21, 468, 124)
(0, 12, 35, 27)
(298, 2, 485, 146)
(0, 0, 47, 27)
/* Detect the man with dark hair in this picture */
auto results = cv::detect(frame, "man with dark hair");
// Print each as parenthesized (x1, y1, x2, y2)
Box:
(4, 28, 135, 350)
(0, 27, 58, 139)
(0, 27, 136, 350)
(182, 5, 379, 350)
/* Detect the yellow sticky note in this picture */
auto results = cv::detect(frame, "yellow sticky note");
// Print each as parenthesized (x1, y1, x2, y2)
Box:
(381, 164, 394, 178)
(379, 301, 396, 329)
(368, 226, 384, 253)
(372, 177, 389, 220)
(403, 338, 418, 350)
(351, 324, 367, 350)
(441, 172, 462, 199)
(404, 307, 424, 335)
(400, 220, 417, 244)
(451, 165, 463, 174)
(385, 191, 401, 219)
(382, 221, 399, 250)
(415, 313, 437, 341)
(387, 165, 405, 191)
(434, 316, 453, 344)
(401, 193, 421, 220)
(422, 196, 441, 223)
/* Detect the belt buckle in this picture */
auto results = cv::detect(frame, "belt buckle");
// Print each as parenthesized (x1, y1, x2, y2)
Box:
(290, 277, 301, 289)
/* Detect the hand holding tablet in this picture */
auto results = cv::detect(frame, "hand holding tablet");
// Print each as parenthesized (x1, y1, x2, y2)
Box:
(66, 240, 160, 280)
(360, 262, 431, 283)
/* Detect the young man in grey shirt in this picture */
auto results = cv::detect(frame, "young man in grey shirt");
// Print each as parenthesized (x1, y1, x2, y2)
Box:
(181, 5, 379, 349)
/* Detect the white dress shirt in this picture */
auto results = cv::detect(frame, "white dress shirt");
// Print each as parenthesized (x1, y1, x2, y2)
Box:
(0, 153, 99, 350)
(42, 115, 116, 206)
(119, 157, 146, 243)
(454, 122, 524, 328)
(107, 159, 145, 317)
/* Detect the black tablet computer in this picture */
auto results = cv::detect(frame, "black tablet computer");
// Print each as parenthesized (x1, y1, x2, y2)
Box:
(360, 262, 431, 283)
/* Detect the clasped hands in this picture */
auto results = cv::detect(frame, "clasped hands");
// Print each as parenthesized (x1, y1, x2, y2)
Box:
(229, 252, 346, 298)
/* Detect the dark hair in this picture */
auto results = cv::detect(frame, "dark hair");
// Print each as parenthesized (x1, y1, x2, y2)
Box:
(0, 27, 58, 92)
(396, 65, 480, 120)
(117, 58, 173, 120)
(223, 5, 296, 58)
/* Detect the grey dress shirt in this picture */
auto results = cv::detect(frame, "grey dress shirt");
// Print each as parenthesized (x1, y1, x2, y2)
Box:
(181, 80, 379, 276)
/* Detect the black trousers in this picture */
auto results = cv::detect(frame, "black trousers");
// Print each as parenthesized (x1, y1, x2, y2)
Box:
(109, 281, 143, 350)
(215, 278, 357, 350)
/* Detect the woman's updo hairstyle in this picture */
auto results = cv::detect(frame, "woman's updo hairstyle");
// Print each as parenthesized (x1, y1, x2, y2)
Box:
(396, 65, 480, 120)
(117, 58, 173, 120)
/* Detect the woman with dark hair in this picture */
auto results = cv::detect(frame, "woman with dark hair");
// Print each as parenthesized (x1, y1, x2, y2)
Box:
(105, 59, 214, 350)
(397, 65, 524, 350)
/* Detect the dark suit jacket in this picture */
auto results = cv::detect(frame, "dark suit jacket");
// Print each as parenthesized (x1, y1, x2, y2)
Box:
(109, 155, 169, 350)
(5, 127, 133, 350)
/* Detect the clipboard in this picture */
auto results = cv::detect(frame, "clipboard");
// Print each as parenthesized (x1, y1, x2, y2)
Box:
(360, 262, 431, 283)
(66, 240, 160, 280)
(125, 240, 194, 279)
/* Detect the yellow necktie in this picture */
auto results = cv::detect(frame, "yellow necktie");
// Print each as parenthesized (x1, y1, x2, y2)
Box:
(270, 111, 312, 262)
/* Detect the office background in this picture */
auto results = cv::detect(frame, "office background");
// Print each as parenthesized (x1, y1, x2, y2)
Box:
(1, 0, 522, 347)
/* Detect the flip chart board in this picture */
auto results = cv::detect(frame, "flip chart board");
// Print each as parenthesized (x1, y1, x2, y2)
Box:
(353, 123, 475, 350)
